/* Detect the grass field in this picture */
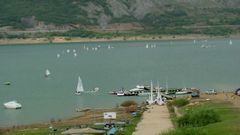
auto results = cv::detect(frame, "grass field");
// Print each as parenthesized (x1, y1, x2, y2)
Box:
(163, 100, 240, 135)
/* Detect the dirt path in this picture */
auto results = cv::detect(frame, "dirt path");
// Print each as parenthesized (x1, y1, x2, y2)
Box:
(133, 105, 173, 135)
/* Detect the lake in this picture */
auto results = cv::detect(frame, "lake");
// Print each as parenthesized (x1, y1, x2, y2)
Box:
(0, 39, 239, 127)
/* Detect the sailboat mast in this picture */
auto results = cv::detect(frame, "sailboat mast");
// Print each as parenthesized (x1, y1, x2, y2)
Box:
(165, 80, 168, 95)
(157, 81, 160, 98)
(150, 81, 153, 101)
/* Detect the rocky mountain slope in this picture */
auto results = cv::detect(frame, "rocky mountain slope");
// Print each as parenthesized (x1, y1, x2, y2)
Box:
(0, 0, 240, 36)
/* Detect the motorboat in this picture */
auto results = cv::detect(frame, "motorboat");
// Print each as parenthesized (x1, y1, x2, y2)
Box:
(3, 100, 22, 109)
(3, 82, 11, 85)
(116, 90, 125, 96)
(175, 91, 188, 95)
(115, 89, 138, 96)
(129, 87, 149, 96)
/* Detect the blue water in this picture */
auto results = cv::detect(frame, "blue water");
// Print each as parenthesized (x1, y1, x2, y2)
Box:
(0, 39, 239, 127)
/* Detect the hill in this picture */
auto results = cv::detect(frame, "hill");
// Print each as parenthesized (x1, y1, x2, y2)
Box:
(0, 0, 240, 38)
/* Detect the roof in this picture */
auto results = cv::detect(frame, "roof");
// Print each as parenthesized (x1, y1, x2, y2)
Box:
(61, 128, 105, 135)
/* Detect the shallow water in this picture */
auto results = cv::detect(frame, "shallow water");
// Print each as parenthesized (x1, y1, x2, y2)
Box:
(0, 39, 239, 127)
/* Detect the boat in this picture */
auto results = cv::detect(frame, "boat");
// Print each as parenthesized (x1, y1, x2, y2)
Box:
(154, 81, 164, 105)
(45, 69, 51, 77)
(75, 76, 84, 95)
(3, 100, 22, 109)
(175, 91, 188, 95)
(229, 40, 232, 45)
(115, 88, 138, 96)
(116, 90, 125, 96)
(165, 80, 169, 95)
(128, 85, 149, 96)
(94, 87, 99, 92)
(109, 91, 117, 95)
(146, 81, 154, 105)
(145, 44, 149, 48)
(3, 82, 11, 85)
(85, 87, 99, 93)
(74, 53, 77, 57)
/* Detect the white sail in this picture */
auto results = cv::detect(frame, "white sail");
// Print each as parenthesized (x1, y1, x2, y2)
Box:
(74, 53, 77, 57)
(45, 69, 51, 77)
(75, 76, 84, 95)
(165, 80, 169, 95)
(229, 40, 232, 45)
(147, 81, 154, 105)
(155, 81, 164, 105)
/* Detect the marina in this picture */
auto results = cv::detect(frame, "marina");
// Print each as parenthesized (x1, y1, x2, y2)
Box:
(0, 39, 240, 127)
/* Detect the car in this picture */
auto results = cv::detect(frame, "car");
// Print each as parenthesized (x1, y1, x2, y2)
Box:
(235, 88, 240, 96)
(205, 89, 217, 95)
(191, 92, 200, 97)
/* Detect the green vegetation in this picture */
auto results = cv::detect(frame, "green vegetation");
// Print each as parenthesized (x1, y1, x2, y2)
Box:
(0, 128, 62, 135)
(0, 0, 89, 28)
(0, 1, 239, 38)
(163, 102, 240, 135)
(172, 98, 189, 107)
(177, 108, 220, 127)
(116, 113, 142, 135)
(161, 128, 207, 135)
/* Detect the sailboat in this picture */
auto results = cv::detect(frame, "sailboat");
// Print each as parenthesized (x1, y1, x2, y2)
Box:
(146, 81, 154, 105)
(75, 76, 84, 95)
(229, 40, 232, 45)
(45, 69, 51, 77)
(155, 81, 164, 105)
(165, 80, 169, 95)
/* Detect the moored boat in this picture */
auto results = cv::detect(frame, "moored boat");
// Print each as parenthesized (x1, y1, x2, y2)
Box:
(3, 100, 22, 109)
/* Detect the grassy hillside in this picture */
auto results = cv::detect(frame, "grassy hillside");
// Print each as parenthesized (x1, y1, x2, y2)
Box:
(163, 101, 240, 135)
(0, 0, 240, 38)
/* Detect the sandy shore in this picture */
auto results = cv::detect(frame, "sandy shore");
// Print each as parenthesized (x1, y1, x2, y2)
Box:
(0, 107, 130, 131)
(195, 92, 240, 107)
(133, 105, 173, 135)
(0, 34, 239, 45)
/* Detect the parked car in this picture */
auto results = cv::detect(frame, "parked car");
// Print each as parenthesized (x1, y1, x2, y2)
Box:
(191, 92, 200, 97)
(235, 88, 240, 96)
(205, 89, 217, 95)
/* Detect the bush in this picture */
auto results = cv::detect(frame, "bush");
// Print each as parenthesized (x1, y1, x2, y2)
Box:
(161, 127, 207, 135)
(121, 100, 137, 107)
(172, 98, 189, 107)
(125, 105, 137, 113)
(177, 108, 221, 127)
(167, 102, 174, 113)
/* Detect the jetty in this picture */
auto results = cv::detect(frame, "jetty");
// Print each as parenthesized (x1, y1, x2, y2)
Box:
(160, 93, 175, 100)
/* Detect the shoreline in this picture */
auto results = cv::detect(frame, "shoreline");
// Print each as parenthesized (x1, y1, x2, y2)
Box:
(0, 34, 239, 45)
(1, 92, 239, 134)
(0, 107, 130, 130)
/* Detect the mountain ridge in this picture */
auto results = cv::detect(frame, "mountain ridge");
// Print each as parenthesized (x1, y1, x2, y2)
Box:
(0, 0, 240, 37)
